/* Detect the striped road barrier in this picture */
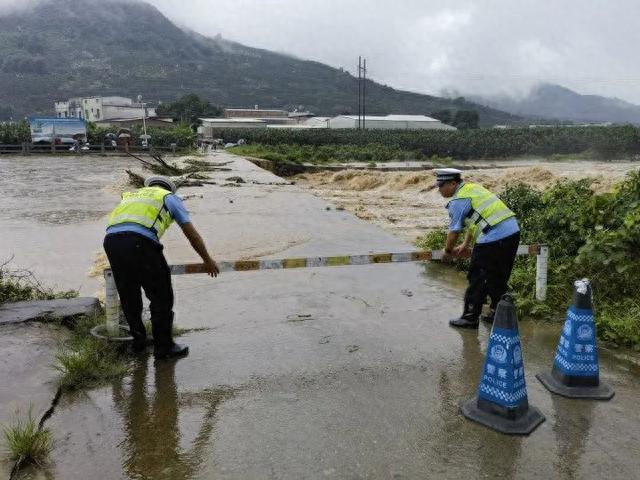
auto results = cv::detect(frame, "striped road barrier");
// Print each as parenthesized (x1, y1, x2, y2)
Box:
(100, 244, 548, 338)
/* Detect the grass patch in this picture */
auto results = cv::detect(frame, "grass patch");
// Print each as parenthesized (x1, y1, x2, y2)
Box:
(3, 408, 52, 468)
(54, 315, 130, 390)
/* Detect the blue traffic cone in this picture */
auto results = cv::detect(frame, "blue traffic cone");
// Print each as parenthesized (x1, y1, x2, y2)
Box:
(537, 279, 614, 400)
(462, 294, 545, 435)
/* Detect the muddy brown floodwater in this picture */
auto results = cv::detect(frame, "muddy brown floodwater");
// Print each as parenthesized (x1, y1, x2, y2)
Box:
(293, 159, 639, 243)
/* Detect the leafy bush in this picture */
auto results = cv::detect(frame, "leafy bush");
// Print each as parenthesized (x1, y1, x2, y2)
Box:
(0, 120, 30, 144)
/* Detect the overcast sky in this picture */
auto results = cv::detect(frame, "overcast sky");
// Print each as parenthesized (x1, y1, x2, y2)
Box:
(143, 0, 640, 104)
(3, 0, 640, 103)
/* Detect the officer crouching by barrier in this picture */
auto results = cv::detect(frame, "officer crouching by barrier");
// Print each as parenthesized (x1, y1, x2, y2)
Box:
(435, 168, 521, 329)
(103, 176, 220, 360)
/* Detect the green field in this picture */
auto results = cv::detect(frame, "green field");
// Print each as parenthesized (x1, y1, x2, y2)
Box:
(223, 125, 640, 162)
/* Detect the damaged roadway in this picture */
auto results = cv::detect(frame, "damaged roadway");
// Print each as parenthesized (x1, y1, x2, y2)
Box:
(2, 152, 640, 479)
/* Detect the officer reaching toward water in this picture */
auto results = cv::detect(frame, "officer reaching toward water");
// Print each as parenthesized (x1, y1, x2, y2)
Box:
(434, 168, 520, 328)
(103, 176, 219, 359)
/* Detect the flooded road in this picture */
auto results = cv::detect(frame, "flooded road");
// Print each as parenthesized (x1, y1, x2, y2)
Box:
(3, 153, 640, 479)
(0, 155, 139, 296)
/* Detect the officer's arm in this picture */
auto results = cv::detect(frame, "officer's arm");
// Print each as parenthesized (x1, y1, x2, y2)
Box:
(180, 223, 219, 277)
(444, 231, 460, 254)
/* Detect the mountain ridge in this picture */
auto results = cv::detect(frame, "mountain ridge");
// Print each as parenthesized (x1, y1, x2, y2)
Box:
(470, 83, 640, 124)
(0, 0, 522, 125)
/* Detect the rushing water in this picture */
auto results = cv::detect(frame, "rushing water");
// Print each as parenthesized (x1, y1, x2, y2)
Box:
(0, 155, 138, 294)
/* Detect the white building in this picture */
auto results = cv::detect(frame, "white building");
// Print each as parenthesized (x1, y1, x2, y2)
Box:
(54, 96, 156, 123)
(328, 114, 456, 130)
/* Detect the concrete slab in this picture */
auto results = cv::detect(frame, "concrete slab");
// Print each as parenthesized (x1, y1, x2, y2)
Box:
(0, 297, 101, 325)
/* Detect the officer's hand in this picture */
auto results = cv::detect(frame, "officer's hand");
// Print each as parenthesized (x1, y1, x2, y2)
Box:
(204, 258, 220, 277)
(452, 245, 471, 258)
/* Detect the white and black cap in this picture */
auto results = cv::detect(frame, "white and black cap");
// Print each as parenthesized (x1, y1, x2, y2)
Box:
(434, 168, 463, 185)
(144, 175, 177, 193)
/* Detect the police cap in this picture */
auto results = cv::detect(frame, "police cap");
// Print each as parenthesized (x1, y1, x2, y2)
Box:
(434, 168, 463, 185)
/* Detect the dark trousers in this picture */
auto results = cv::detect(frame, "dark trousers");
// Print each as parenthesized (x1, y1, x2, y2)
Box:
(103, 232, 175, 351)
(463, 231, 521, 318)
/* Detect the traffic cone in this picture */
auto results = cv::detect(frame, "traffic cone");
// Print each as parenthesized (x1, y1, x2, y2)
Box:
(461, 295, 545, 435)
(537, 279, 614, 400)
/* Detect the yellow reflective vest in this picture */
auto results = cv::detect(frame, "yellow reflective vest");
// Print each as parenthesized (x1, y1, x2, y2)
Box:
(449, 182, 515, 241)
(107, 186, 174, 238)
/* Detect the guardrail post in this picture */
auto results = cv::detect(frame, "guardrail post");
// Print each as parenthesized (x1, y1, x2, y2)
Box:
(101, 142, 105, 154)
(51, 141, 55, 153)
(535, 245, 549, 302)
(21, 142, 26, 155)
(104, 269, 121, 335)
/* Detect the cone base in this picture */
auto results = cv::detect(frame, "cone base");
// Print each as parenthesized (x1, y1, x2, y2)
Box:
(536, 372, 614, 400)
(461, 397, 545, 435)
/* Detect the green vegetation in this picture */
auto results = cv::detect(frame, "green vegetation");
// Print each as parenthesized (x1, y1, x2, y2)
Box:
(54, 315, 129, 390)
(222, 125, 640, 162)
(417, 172, 640, 350)
(0, 119, 30, 144)
(87, 122, 197, 148)
(0, 260, 77, 304)
(157, 94, 222, 126)
(231, 143, 452, 164)
(3, 408, 52, 468)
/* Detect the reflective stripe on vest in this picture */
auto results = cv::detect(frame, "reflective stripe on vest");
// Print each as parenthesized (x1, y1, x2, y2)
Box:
(450, 183, 515, 240)
(107, 186, 174, 238)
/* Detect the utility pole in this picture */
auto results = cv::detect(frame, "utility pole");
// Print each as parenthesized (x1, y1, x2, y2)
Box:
(362, 58, 367, 130)
(358, 56, 362, 130)
(357, 56, 368, 130)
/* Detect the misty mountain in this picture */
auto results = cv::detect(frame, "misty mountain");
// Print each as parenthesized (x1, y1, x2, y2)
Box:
(470, 84, 640, 124)
(0, 0, 520, 125)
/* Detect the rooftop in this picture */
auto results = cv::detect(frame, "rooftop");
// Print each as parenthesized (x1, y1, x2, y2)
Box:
(338, 114, 441, 122)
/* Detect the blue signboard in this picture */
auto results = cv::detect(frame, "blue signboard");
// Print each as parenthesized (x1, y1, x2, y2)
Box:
(28, 117, 87, 143)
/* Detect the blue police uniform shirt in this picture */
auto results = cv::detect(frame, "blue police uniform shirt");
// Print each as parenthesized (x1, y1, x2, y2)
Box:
(106, 193, 191, 243)
(447, 182, 519, 244)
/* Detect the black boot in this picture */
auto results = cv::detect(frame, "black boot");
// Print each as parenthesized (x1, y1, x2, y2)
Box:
(449, 314, 480, 329)
(449, 302, 480, 329)
(154, 343, 189, 360)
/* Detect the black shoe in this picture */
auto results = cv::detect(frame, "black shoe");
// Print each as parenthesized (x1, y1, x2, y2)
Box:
(154, 343, 189, 360)
(481, 310, 496, 324)
(131, 337, 154, 353)
(449, 316, 479, 329)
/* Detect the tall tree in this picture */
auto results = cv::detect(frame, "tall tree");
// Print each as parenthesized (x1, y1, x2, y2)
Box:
(157, 95, 223, 126)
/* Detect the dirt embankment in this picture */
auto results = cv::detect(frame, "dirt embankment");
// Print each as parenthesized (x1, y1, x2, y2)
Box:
(294, 163, 634, 243)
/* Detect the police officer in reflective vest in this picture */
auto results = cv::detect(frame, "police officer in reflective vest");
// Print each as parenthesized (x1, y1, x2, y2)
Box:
(104, 176, 219, 359)
(435, 168, 520, 328)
